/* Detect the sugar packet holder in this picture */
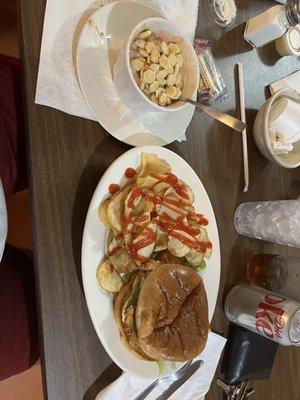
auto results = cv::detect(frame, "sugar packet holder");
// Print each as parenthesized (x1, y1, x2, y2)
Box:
(194, 39, 228, 103)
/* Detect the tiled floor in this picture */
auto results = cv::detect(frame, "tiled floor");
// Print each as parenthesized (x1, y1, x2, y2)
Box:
(0, 1, 44, 399)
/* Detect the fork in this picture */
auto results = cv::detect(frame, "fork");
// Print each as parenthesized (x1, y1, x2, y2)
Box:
(133, 361, 193, 400)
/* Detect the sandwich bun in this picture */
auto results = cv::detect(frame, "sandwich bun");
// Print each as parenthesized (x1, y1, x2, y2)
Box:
(135, 263, 209, 362)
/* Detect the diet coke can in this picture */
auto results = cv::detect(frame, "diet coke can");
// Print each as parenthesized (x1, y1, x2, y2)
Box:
(225, 284, 300, 346)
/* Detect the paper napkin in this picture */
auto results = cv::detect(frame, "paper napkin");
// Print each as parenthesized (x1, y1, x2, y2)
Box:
(35, 0, 199, 121)
(96, 332, 226, 400)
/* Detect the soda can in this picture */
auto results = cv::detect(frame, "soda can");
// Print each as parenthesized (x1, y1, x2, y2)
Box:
(225, 284, 300, 346)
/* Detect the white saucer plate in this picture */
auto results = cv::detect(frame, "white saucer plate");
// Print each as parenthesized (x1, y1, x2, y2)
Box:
(81, 146, 221, 378)
(76, 1, 195, 146)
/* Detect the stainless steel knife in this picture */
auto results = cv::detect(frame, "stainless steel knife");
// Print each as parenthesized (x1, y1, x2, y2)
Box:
(155, 359, 204, 400)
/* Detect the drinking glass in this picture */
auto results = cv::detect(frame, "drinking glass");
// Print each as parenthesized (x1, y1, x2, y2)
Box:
(234, 199, 300, 248)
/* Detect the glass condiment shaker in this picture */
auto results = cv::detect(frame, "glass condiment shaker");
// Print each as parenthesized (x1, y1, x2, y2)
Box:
(197, 0, 237, 41)
(247, 253, 300, 302)
(244, 0, 300, 48)
(208, 0, 237, 28)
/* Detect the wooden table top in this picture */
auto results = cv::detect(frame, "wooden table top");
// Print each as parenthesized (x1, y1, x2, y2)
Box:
(20, 0, 300, 399)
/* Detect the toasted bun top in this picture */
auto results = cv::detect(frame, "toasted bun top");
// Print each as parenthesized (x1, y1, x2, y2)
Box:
(135, 264, 209, 362)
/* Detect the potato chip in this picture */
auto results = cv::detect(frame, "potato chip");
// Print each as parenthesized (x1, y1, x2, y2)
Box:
(199, 228, 212, 259)
(158, 200, 187, 221)
(109, 249, 137, 274)
(124, 186, 154, 219)
(98, 198, 111, 228)
(154, 227, 168, 252)
(108, 235, 118, 253)
(132, 199, 153, 219)
(180, 180, 195, 203)
(168, 236, 191, 257)
(131, 219, 158, 264)
(97, 259, 123, 292)
(136, 175, 159, 189)
(152, 181, 170, 197)
(163, 179, 195, 204)
(107, 186, 132, 232)
(137, 153, 171, 178)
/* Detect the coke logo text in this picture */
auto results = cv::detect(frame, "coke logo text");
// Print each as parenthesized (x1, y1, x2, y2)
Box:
(255, 293, 286, 339)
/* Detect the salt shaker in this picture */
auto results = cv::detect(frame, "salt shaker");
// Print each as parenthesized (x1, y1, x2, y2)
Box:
(244, 0, 300, 48)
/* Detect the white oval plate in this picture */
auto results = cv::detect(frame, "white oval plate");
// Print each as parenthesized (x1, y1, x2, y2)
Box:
(76, 1, 195, 146)
(82, 146, 221, 378)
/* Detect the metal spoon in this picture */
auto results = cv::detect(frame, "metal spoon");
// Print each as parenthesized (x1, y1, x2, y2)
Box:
(179, 96, 246, 133)
(133, 360, 195, 400)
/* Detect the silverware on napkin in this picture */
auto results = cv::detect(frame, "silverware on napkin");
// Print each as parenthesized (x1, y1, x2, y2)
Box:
(134, 360, 203, 400)
(155, 359, 204, 400)
(179, 96, 246, 133)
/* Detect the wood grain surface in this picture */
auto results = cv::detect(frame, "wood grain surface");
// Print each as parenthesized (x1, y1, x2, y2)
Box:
(20, 0, 300, 399)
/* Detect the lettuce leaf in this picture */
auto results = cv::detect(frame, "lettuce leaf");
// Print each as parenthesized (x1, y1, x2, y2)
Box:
(123, 275, 142, 309)
(197, 259, 206, 271)
(184, 258, 206, 272)
(155, 360, 165, 375)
